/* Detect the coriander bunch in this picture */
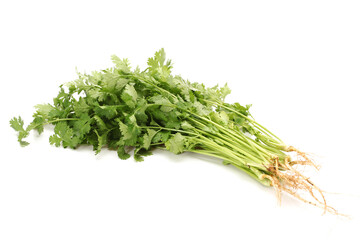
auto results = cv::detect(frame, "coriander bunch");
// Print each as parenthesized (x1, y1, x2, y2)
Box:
(11, 49, 337, 214)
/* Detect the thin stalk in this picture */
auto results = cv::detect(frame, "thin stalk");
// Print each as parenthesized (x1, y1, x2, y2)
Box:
(139, 126, 198, 136)
(203, 99, 283, 143)
(195, 138, 246, 165)
(186, 112, 272, 161)
(187, 117, 267, 160)
(189, 148, 270, 185)
(228, 126, 274, 159)
(47, 118, 80, 124)
(195, 138, 268, 171)
(194, 128, 268, 166)
(27, 118, 80, 131)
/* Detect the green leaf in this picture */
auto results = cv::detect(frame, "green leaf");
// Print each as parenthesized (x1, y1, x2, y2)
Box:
(93, 115, 108, 131)
(230, 102, 250, 116)
(134, 153, 144, 162)
(142, 129, 157, 150)
(193, 101, 211, 116)
(94, 129, 108, 154)
(134, 148, 153, 162)
(149, 95, 172, 105)
(134, 99, 149, 124)
(10, 116, 26, 132)
(27, 116, 45, 134)
(117, 115, 140, 146)
(73, 98, 90, 116)
(147, 48, 173, 80)
(73, 114, 92, 137)
(219, 83, 231, 101)
(10, 116, 30, 146)
(121, 84, 137, 108)
(165, 133, 186, 154)
(94, 105, 118, 119)
(49, 122, 80, 148)
(34, 104, 55, 117)
(117, 146, 131, 160)
(152, 131, 170, 143)
(210, 111, 229, 125)
(111, 55, 131, 73)
(49, 134, 62, 147)
(102, 70, 129, 92)
(86, 88, 104, 101)
(147, 48, 166, 69)
(181, 121, 194, 130)
(149, 95, 174, 112)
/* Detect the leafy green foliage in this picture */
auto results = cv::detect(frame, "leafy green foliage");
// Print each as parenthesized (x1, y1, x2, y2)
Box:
(143, 129, 157, 150)
(10, 49, 287, 187)
(165, 133, 187, 154)
(10, 116, 30, 146)
(49, 122, 80, 148)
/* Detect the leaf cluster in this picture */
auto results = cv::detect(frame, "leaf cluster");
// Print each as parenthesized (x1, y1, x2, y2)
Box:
(11, 50, 331, 211)
(11, 49, 285, 185)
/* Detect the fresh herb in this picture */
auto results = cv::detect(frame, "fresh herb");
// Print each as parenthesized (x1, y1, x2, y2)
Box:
(10, 49, 336, 214)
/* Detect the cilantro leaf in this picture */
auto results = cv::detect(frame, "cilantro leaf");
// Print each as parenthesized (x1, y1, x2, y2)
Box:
(117, 146, 131, 160)
(142, 129, 157, 150)
(134, 148, 153, 162)
(121, 84, 137, 108)
(165, 133, 186, 154)
(34, 104, 55, 118)
(93, 115, 108, 131)
(111, 55, 131, 73)
(94, 105, 118, 119)
(10, 116, 30, 146)
(94, 129, 108, 154)
(117, 115, 140, 146)
(27, 116, 46, 134)
(73, 98, 90, 116)
(49, 122, 80, 148)
(73, 114, 92, 137)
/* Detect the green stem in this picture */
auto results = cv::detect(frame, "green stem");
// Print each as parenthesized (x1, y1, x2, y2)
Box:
(195, 137, 268, 171)
(46, 118, 80, 124)
(188, 148, 270, 186)
(135, 74, 177, 100)
(139, 126, 198, 136)
(186, 111, 271, 160)
(203, 99, 283, 143)
(194, 127, 268, 166)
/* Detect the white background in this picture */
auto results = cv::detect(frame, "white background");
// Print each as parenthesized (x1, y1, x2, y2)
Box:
(1, 1, 359, 239)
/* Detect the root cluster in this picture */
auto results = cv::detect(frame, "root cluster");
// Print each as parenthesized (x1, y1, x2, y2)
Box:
(260, 146, 339, 215)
